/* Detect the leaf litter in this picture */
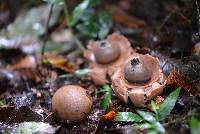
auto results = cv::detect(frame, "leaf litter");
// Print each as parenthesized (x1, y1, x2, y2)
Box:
(0, 0, 199, 134)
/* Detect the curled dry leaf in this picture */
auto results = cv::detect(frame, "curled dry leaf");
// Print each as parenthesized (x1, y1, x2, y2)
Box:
(111, 53, 166, 107)
(110, 5, 146, 28)
(155, 96, 164, 106)
(15, 68, 41, 82)
(84, 33, 134, 85)
(8, 55, 37, 70)
(103, 111, 117, 120)
(6, 55, 41, 82)
(88, 68, 107, 85)
(167, 70, 197, 95)
(43, 53, 75, 73)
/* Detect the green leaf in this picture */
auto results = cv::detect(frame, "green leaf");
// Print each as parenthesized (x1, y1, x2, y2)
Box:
(158, 87, 181, 120)
(146, 129, 158, 134)
(137, 110, 157, 123)
(89, 0, 101, 7)
(135, 121, 165, 134)
(59, 69, 91, 78)
(136, 110, 165, 133)
(151, 100, 158, 115)
(154, 122, 165, 133)
(99, 85, 112, 94)
(98, 10, 111, 27)
(43, 0, 64, 5)
(2, 4, 61, 47)
(101, 93, 111, 110)
(2, 129, 9, 134)
(77, 21, 99, 38)
(136, 110, 165, 134)
(0, 99, 6, 106)
(151, 100, 159, 120)
(14, 122, 57, 134)
(190, 116, 200, 134)
(98, 26, 109, 39)
(100, 85, 112, 110)
(70, 0, 90, 26)
(98, 10, 111, 39)
(135, 123, 154, 129)
(75, 69, 91, 77)
(114, 112, 143, 122)
(79, 9, 95, 22)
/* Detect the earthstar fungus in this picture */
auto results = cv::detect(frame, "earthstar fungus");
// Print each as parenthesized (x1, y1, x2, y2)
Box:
(111, 54, 166, 107)
(84, 33, 134, 85)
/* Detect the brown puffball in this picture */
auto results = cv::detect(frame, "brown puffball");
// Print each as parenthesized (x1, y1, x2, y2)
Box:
(52, 85, 92, 122)
(93, 40, 121, 64)
(124, 58, 152, 83)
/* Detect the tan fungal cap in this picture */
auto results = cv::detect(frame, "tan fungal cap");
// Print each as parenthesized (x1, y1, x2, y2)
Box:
(52, 85, 92, 121)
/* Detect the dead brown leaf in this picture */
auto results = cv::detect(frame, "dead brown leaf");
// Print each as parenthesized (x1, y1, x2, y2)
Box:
(167, 70, 197, 95)
(5, 55, 42, 82)
(103, 111, 117, 120)
(110, 5, 146, 28)
(43, 53, 75, 73)
(8, 55, 37, 70)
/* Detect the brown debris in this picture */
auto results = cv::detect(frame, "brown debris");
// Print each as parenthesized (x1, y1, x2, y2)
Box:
(0, 105, 15, 122)
(167, 70, 197, 95)
(110, 5, 146, 28)
(0, 105, 42, 122)
(8, 55, 37, 70)
(84, 33, 134, 85)
(89, 68, 108, 85)
(103, 111, 117, 120)
(6, 55, 42, 82)
(43, 53, 75, 73)
(155, 96, 164, 106)
(111, 54, 166, 107)
(192, 42, 200, 56)
(14, 68, 41, 82)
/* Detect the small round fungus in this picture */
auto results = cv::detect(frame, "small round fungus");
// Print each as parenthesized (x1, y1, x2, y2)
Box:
(93, 41, 121, 64)
(124, 58, 151, 83)
(52, 85, 92, 121)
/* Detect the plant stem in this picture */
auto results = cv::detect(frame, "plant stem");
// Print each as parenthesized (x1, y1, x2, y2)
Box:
(63, 1, 70, 26)
(63, 1, 85, 52)
(196, 0, 200, 33)
(70, 28, 85, 51)
(41, 4, 54, 56)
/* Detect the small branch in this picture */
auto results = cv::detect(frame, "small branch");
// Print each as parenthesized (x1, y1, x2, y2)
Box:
(163, 118, 185, 127)
(41, 4, 54, 56)
(70, 29, 86, 51)
(44, 112, 53, 121)
(63, 1, 70, 25)
(196, 0, 200, 33)
(157, 8, 177, 30)
(63, 1, 85, 52)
